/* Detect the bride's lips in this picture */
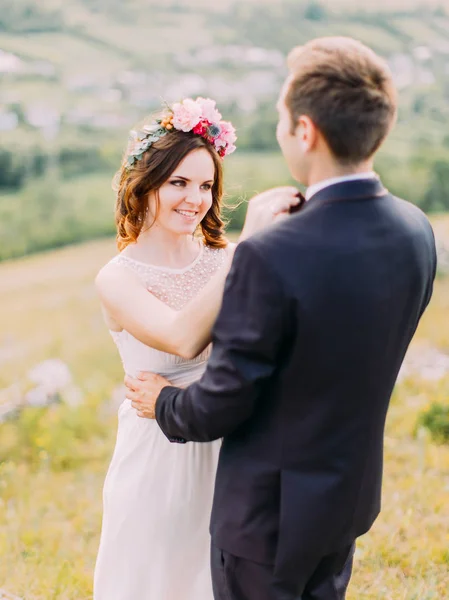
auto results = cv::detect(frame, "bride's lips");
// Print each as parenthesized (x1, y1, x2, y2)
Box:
(174, 209, 198, 221)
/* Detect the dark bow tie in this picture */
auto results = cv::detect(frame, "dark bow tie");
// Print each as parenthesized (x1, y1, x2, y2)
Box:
(289, 191, 307, 214)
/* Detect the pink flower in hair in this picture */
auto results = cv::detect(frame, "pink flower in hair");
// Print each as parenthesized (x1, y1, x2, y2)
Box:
(214, 120, 237, 155)
(226, 143, 237, 155)
(219, 120, 237, 145)
(172, 98, 202, 132)
(125, 97, 236, 170)
(196, 97, 222, 123)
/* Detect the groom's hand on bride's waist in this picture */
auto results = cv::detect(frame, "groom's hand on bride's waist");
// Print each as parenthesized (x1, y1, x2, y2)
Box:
(124, 372, 170, 419)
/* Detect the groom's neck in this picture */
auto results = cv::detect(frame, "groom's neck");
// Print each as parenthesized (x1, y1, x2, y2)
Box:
(305, 156, 374, 188)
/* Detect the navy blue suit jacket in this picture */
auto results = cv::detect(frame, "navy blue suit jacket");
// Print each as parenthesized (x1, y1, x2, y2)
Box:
(156, 178, 437, 578)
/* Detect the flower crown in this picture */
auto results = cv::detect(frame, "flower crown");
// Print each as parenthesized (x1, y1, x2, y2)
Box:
(126, 97, 237, 170)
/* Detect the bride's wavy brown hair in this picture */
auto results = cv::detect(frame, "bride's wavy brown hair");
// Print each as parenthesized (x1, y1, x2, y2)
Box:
(114, 128, 228, 250)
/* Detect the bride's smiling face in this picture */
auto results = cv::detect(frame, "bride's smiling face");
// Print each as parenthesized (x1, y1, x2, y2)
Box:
(147, 148, 215, 235)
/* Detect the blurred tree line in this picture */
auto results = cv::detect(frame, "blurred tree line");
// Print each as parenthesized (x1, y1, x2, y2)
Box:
(2, 101, 448, 207)
(1, 122, 448, 262)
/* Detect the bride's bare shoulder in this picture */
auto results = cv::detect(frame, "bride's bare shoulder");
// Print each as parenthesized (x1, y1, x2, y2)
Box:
(95, 258, 120, 292)
(95, 256, 140, 297)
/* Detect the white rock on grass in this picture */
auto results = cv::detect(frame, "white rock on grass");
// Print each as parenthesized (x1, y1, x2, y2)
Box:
(24, 385, 58, 407)
(27, 359, 72, 394)
(0, 360, 82, 422)
(436, 237, 449, 275)
(25, 360, 83, 408)
(398, 346, 449, 382)
(0, 589, 23, 600)
(0, 384, 22, 423)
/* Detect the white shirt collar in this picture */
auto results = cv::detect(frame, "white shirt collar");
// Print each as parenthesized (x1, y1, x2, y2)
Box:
(305, 172, 378, 201)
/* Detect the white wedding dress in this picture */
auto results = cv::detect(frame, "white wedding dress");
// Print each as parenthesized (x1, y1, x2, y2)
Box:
(94, 244, 226, 600)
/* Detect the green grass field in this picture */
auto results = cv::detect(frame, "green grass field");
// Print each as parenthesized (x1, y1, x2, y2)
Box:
(0, 215, 448, 598)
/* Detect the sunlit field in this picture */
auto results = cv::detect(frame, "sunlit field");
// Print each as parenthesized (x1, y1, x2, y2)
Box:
(0, 216, 449, 599)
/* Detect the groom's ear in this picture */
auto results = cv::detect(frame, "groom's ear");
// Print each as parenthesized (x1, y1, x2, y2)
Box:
(297, 115, 318, 152)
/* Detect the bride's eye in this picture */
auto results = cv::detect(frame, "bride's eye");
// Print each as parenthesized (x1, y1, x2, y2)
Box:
(201, 183, 212, 191)
(170, 180, 185, 187)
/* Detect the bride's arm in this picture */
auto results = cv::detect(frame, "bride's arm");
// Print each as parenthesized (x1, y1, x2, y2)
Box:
(95, 245, 236, 360)
(96, 186, 300, 360)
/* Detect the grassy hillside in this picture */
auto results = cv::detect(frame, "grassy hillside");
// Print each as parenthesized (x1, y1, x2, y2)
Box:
(0, 217, 448, 598)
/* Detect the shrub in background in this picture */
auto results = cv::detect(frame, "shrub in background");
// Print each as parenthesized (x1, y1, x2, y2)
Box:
(417, 402, 449, 444)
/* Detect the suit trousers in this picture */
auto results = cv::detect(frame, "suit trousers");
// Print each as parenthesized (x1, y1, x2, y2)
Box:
(211, 541, 355, 600)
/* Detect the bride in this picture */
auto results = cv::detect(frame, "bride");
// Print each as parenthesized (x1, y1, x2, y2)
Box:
(93, 97, 299, 599)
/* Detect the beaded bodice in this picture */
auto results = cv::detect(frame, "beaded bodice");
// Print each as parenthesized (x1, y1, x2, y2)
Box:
(108, 244, 227, 388)
(110, 244, 226, 310)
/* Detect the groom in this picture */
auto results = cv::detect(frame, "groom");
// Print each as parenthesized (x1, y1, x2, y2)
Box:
(125, 37, 437, 599)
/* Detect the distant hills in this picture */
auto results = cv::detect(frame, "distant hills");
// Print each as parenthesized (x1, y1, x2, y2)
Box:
(1, 0, 449, 147)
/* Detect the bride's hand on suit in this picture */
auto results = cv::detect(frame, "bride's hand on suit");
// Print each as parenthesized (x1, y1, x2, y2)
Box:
(239, 186, 302, 241)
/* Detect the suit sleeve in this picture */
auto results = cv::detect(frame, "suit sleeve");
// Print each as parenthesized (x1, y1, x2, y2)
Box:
(155, 240, 289, 442)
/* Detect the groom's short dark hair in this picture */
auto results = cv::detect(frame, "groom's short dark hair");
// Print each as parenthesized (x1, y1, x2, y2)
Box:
(286, 37, 397, 164)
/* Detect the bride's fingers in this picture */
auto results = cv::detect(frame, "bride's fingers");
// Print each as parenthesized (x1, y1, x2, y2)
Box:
(270, 196, 300, 216)
(273, 211, 290, 223)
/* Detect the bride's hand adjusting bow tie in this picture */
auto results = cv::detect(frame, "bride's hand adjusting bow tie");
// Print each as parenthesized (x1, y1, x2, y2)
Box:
(239, 187, 305, 242)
